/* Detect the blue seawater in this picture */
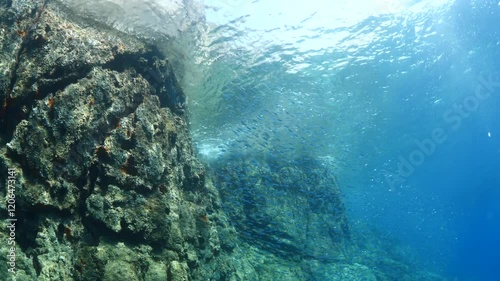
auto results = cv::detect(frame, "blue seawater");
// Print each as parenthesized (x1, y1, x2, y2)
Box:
(175, 0, 500, 280)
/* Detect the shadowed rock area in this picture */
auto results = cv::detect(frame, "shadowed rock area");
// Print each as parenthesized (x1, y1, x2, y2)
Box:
(0, 1, 448, 280)
(213, 157, 351, 261)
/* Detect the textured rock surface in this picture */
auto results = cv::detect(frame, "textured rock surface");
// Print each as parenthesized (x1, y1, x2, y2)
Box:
(214, 157, 351, 262)
(0, 1, 237, 280)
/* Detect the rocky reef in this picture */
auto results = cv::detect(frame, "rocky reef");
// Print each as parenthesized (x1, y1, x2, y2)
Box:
(210, 156, 447, 281)
(214, 157, 351, 262)
(0, 1, 447, 280)
(0, 1, 235, 280)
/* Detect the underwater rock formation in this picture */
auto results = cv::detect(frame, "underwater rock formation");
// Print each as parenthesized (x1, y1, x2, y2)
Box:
(0, 1, 448, 280)
(213, 157, 351, 262)
(0, 1, 235, 280)
(210, 156, 447, 281)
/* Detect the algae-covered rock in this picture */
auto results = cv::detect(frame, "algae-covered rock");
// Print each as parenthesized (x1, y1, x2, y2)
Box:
(307, 261, 377, 281)
(213, 157, 350, 261)
(168, 260, 189, 281)
(144, 262, 167, 281)
(104, 260, 139, 281)
(0, 1, 239, 280)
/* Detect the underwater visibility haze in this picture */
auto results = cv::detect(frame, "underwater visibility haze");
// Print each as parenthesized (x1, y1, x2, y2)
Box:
(183, 0, 500, 279)
(1, 0, 499, 280)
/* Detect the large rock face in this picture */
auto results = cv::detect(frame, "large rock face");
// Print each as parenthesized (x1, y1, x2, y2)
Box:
(213, 157, 351, 262)
(0, 1, 236, 280)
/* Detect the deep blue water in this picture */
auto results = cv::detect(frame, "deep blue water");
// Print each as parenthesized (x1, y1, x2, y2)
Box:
(171, 0, 500, 279)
